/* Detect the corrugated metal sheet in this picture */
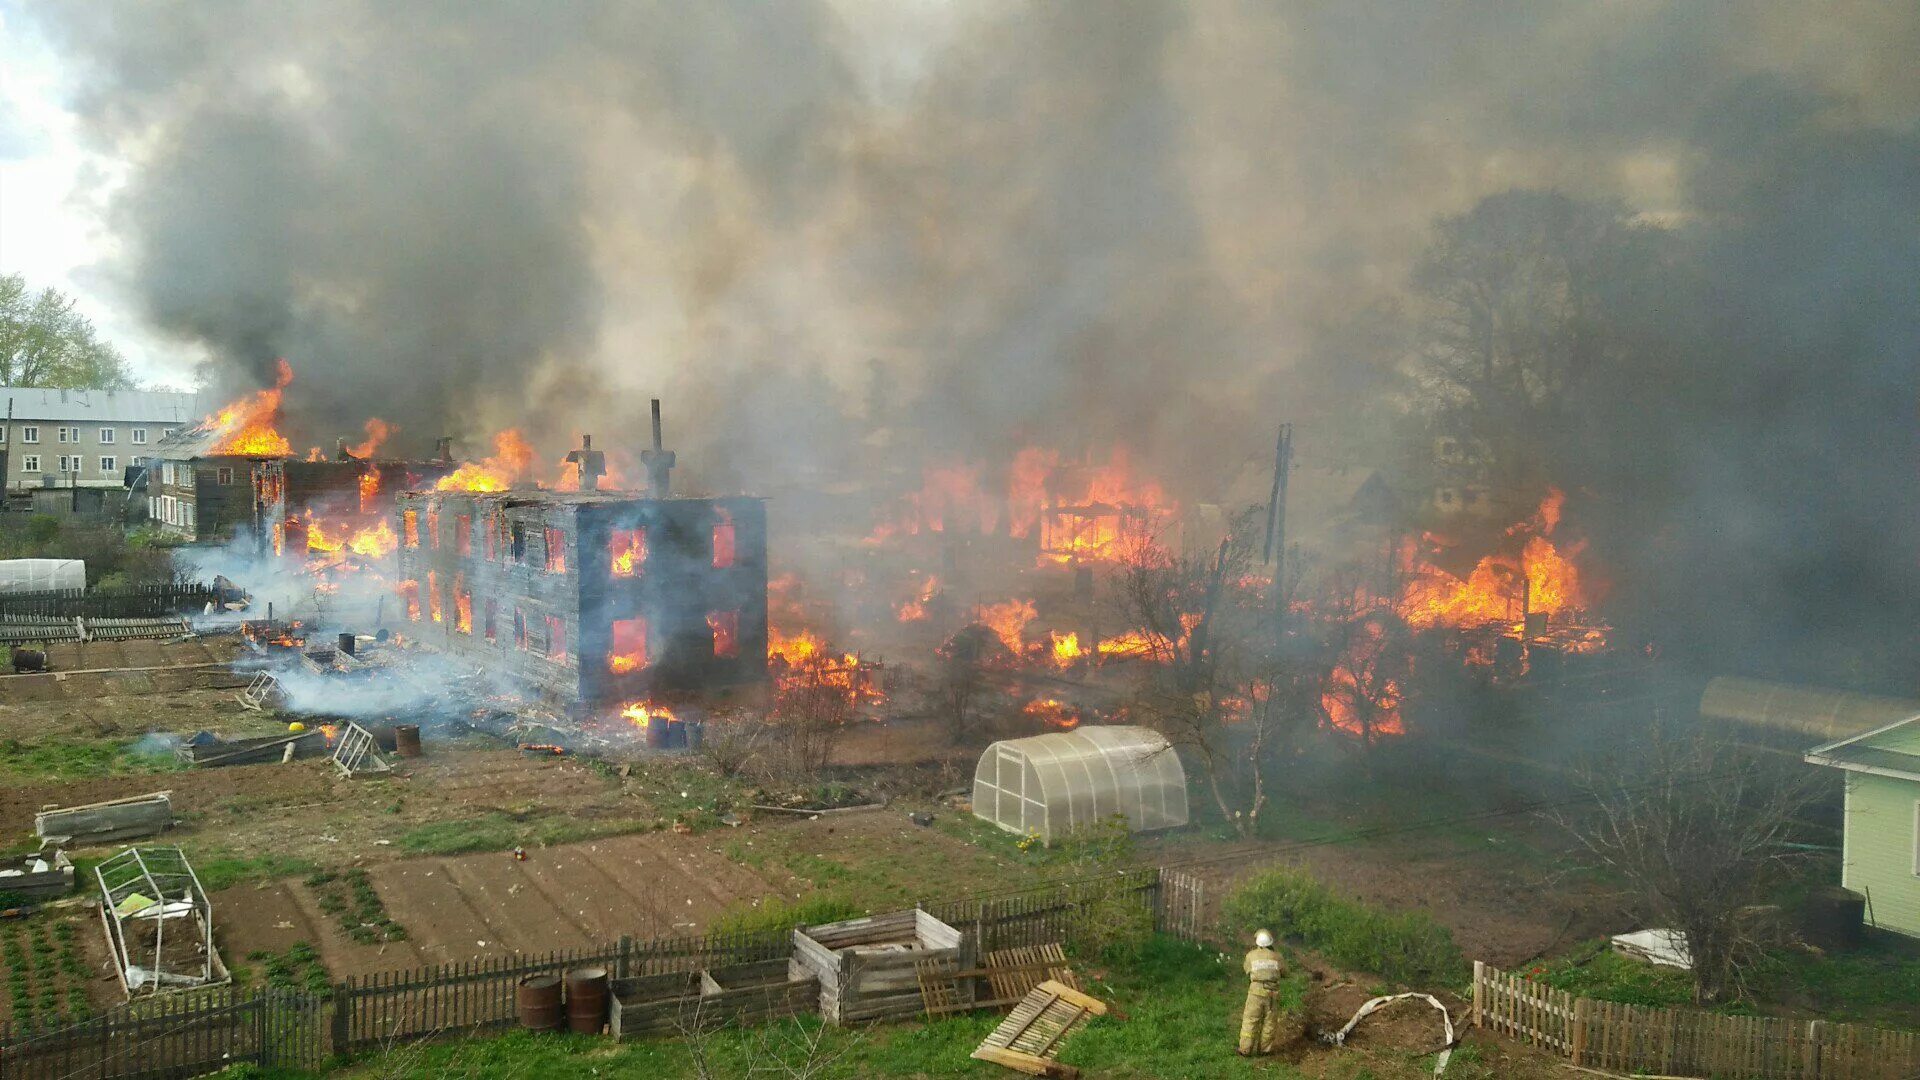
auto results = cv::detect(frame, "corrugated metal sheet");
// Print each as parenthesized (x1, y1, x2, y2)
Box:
(0, 387, 207, 425)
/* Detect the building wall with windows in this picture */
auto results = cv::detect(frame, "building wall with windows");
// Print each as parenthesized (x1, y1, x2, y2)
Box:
(393, 489, 769, 714)
(148, 455, 258, 540)
(0, 387, 201, 493)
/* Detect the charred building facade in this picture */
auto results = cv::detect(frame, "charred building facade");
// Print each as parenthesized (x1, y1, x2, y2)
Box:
(392, 488, 769, 712)
(254, 450, 460, 558)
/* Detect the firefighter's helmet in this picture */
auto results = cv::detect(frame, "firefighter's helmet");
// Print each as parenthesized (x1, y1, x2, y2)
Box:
(1254, 929, 1274, 948)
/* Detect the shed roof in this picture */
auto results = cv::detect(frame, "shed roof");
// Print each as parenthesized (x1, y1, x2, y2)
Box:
(0, 387, 206, 425)
(1804, 712, 1920, 782)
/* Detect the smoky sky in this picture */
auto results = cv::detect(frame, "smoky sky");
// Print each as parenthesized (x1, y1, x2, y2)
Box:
(21, 0, 1920, 682)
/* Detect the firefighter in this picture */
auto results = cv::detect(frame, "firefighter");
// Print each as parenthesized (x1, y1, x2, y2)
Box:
(1239, 929, 1285, 1055)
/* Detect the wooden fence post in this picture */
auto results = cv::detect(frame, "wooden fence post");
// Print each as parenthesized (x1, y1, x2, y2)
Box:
(1569, 996, 1587, 1066)
(617, 935, 632, 981)
(1471, 961, 1484, 1029)
(332, 976, 352, 1056)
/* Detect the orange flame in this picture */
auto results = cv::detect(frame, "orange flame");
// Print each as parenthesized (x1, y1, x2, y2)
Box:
(610, 528, 647, 577)
(974, 598, 1037, 656)
(619, 700, 676, 731)
(1023, 698, 1081, 730)
(769, 627, 825, 667)
(609, 617, 648, 674)
(206, 358, 294, 456)
(435, 430, 535, 492)
(896, 575, 941, 622)
(359, 469, 381, 513)
(1321, 667, 1405, 740)
(346, 418, 395, 459)
(1049, 631, 1086, 668)
(1397, 489, 1597, 633)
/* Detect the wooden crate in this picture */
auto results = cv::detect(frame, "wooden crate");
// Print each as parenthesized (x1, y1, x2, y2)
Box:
(608, 960, 817, 1040)
(0, 849, 73, 901)
(790, 908, 969, 1025)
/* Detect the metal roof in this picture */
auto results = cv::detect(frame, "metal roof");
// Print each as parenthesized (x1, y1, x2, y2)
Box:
(0, 387, 207, 425)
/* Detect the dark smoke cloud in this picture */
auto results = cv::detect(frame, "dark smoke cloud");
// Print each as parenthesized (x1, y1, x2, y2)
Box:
(23, 0, 1920, 681)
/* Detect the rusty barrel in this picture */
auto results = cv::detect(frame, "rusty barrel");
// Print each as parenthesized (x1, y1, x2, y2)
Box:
(516, 973, 564, 1032)
(393, 724, 423, 758)
(566, 966, 609, 1034)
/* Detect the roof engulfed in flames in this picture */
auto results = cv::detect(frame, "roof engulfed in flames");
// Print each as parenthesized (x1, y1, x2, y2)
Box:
(204, 358, 295, 456)
(435, 430, 535, 492)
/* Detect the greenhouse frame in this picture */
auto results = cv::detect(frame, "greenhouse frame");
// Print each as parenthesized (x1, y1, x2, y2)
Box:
(972, 725, 1188, 844)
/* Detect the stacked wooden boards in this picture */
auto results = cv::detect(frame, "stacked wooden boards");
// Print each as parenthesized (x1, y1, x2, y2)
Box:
(916, 943, 1079, 1018)
(790, 908, 968, 1024)
(607, 960, 819, 1039)
(971, 979, 1108, 1078)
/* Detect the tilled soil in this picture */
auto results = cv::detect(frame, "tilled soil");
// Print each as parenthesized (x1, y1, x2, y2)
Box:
(213, 831, 801, 977)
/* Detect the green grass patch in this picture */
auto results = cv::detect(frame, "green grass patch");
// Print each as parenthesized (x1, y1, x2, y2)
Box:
(707, 893, 864, 938)
(304, 869, 406, 945)
(0, 737, 182, 780)
(188, 853, 318, 893)
(227, 935, 1356, 1079)
(1748, 943, 1920, 1028)
(394, 811, 659, 856)
(1222, 865, 1465, 985)
(246, 941, 334, 998)
(1525, 942, 1693, 1007)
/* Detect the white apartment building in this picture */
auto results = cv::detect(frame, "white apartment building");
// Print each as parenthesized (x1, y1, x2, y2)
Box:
(0, 387, 206, 492)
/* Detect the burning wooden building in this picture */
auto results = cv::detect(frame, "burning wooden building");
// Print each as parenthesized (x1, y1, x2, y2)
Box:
(254, 444, 461, 561)
(392, 415, 768, 715)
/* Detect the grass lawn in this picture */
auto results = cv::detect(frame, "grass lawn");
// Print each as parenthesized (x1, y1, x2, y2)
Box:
(226, 937, 1504, 1080)
(1529, 936, 1920, 1029)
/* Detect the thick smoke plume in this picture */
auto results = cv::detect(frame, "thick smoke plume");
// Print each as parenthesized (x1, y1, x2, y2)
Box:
(25, 1, 1920, 682)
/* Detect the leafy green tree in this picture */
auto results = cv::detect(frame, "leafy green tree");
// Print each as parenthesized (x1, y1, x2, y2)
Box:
(0, 273, 134, 389)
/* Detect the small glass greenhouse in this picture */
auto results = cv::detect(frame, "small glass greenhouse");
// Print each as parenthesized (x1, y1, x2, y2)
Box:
(972, 725, 1188, 844)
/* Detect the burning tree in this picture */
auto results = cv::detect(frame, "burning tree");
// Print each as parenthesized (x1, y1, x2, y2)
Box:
(1113, 510, 1316, 837)
(1555, 719, 1824, 1005)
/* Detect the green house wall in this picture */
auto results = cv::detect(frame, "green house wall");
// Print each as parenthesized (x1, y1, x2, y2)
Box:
(1842, 771, 1920, 938)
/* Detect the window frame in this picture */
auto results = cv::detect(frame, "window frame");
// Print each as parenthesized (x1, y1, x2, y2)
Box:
(98, 427, 115, 444)
(99, 456, 117, 475)
(20, 426, 39, 444)
(131, 428, 148, 445)
(20, 455, 39, 473)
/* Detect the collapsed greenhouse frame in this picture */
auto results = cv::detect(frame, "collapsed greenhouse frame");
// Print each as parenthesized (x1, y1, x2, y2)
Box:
(971, 725, 1188, 844)
(95, 846, 229, 998)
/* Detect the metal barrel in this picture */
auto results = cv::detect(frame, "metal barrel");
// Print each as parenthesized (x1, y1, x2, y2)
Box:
(566, 966, 609, 1034)
(643, 719, 668, 750)
(516, 973, 564, 1031)
(337, 632, 356, 656)
(393, 724, 423, 758)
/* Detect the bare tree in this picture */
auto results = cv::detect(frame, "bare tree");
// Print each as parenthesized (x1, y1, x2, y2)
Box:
(932, 623, 995, 745)
(770, 664, 854, 778)
(1114, 510, 1312, 837)
(1554, 719, 1823, 1004)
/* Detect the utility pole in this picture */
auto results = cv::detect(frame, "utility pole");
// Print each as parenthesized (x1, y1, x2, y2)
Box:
(1263, 422, 1293, 635)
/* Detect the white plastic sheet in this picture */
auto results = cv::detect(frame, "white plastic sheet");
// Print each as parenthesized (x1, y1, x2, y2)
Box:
(0, 558, 85, 593)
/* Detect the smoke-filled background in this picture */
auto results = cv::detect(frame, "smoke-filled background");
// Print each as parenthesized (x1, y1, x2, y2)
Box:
(20, 0, 1920, 688)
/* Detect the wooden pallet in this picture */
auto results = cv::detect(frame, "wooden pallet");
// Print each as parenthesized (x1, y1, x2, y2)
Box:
(916, 943, 1079, 1018)
(970, 979, 1106, 1078)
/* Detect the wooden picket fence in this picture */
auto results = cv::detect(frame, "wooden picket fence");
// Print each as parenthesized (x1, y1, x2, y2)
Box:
(1474, 961, 1920, 1080)
(0, 583, 221, 621)
(331, 929, 789, 1054)
(0, 986, 324, 1080)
